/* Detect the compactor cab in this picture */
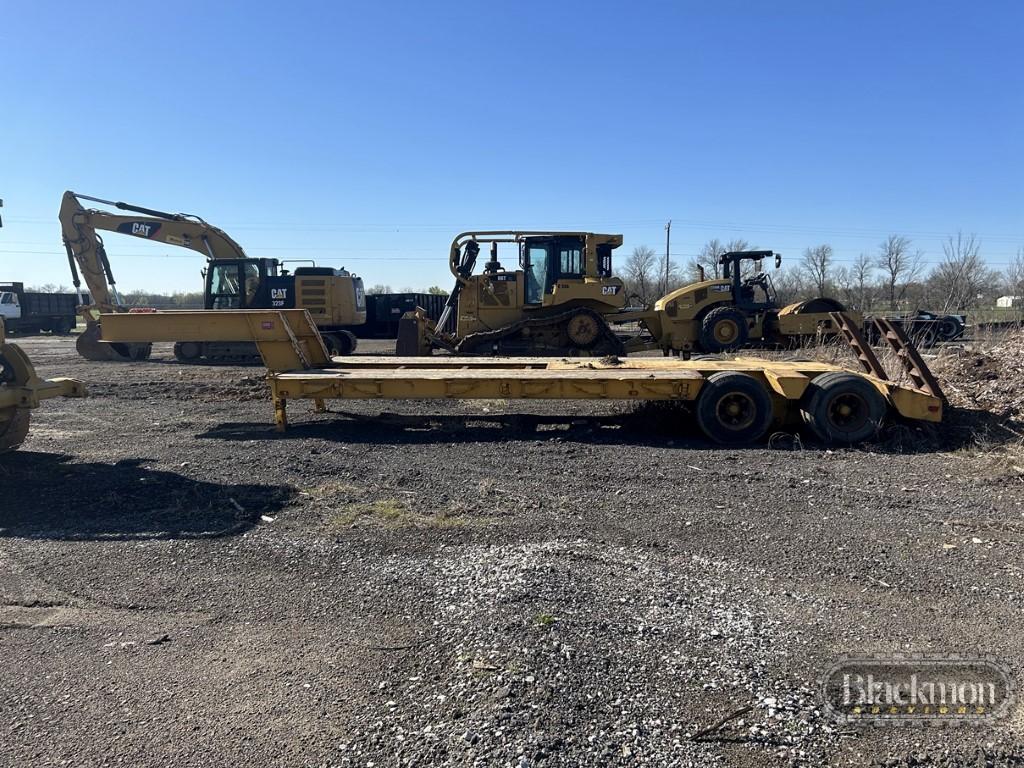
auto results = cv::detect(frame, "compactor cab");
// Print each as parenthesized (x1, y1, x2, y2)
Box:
(721, 250, 781, 311)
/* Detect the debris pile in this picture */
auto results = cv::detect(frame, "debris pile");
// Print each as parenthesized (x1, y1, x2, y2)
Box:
(931, 330, 1024, 424)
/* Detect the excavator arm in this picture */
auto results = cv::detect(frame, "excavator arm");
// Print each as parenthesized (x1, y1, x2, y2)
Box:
(58, 190, 249, 361)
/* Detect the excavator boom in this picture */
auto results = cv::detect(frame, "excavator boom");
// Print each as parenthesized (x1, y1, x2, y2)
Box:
(58, 190, 248, 361)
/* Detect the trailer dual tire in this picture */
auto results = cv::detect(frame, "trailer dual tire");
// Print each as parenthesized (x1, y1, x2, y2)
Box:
(699, 307, 749, 353)
(695, 371, 774, 444)
(800, 371, 887, 444)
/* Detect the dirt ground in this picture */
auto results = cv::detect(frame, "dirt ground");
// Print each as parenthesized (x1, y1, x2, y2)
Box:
(3, 335, 1024, 767)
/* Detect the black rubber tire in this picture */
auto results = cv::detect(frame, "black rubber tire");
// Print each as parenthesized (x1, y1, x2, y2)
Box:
(699, 307, 749, 353)
(695, 371, 774, 445)
(936, 317, 962, 341)
(800, 371, 887, 444)
(174, 342, 203, 363)
(914, 327, 938, 348)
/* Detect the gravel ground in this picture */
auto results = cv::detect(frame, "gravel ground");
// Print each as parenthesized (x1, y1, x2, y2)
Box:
(2, 335, 1024, 767)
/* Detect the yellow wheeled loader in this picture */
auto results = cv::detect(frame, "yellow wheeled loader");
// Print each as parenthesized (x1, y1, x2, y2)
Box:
(0, 318, 86, 453)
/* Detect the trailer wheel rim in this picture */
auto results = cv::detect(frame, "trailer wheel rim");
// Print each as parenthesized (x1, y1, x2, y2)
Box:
(712, 319, 740, 344)
(826, 392, 870, 433)
(714, 392, 757, 431)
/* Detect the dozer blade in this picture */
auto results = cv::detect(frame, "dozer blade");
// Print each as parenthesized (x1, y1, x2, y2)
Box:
(76, 322, 152, 362)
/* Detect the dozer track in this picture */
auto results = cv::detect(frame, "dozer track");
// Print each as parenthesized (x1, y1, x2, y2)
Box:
(456, 307, 625, 357)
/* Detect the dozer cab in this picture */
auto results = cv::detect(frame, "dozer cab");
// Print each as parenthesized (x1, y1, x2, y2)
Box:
(398, 232, 857, 357)
(60, 191, 366, 363)
(398, 231, 630, 356)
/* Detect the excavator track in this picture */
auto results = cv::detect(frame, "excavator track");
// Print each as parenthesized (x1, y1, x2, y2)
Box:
(456, 307, 625, 357)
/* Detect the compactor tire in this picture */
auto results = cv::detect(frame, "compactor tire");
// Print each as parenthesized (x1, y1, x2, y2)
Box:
(0, 407, 30, 454)
(800, 371, 887, 445)
(699, 307, 749, 353)
(695, 371, 774, 445)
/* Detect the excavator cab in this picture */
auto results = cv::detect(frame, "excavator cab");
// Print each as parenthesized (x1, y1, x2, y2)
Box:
(205, 258, 280, 310)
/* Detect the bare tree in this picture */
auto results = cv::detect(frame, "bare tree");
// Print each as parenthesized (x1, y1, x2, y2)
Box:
(366, 284, 393, 295)
(798, 244, 833, 296)
(619, 245, 659, 306)
(875, 235, 924, 310)
(851, 253, 874, 310)
(1004, 248, 1024, 299)
(686, 238, 752, 281)
(927, 232, 995, 311)
(771, 267, 809, 306)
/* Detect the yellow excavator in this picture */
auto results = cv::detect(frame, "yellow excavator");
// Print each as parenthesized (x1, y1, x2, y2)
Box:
(397, 231, 855, 356)
(59, 191, 367, 363)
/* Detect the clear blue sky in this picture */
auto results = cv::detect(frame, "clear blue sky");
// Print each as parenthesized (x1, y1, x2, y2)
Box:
(2, 1, 1021, 293)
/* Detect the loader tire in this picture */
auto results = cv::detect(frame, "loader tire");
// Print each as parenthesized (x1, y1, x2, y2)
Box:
(0, 407, 30, 454)
(699, 307, 749, 353)
(695, 371, 774, 445)
(801, 371, 886, 445)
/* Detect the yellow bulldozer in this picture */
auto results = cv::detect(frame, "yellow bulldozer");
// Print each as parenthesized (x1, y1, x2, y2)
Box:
(59, 191, 367, 363)
(397, 231, 857, 357)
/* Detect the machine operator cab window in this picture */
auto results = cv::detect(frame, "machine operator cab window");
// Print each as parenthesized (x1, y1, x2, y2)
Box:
(209, 261, 262, 309)
(521, 236, 586, 305)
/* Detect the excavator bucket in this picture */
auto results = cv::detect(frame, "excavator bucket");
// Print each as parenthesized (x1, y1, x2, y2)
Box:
(76, 322, 152, 362)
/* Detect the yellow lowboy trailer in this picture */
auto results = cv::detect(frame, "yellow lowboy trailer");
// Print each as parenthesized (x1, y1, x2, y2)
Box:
(97, 309, 944, 445)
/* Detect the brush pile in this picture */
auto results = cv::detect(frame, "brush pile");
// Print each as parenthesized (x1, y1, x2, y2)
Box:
(931, 330, 1024, 424)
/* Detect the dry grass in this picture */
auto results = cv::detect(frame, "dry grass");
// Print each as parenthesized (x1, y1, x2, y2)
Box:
(329, 498, 478, 529)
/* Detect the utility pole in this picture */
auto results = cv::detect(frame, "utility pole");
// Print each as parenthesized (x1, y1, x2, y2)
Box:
(664, 219, 672, 293)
